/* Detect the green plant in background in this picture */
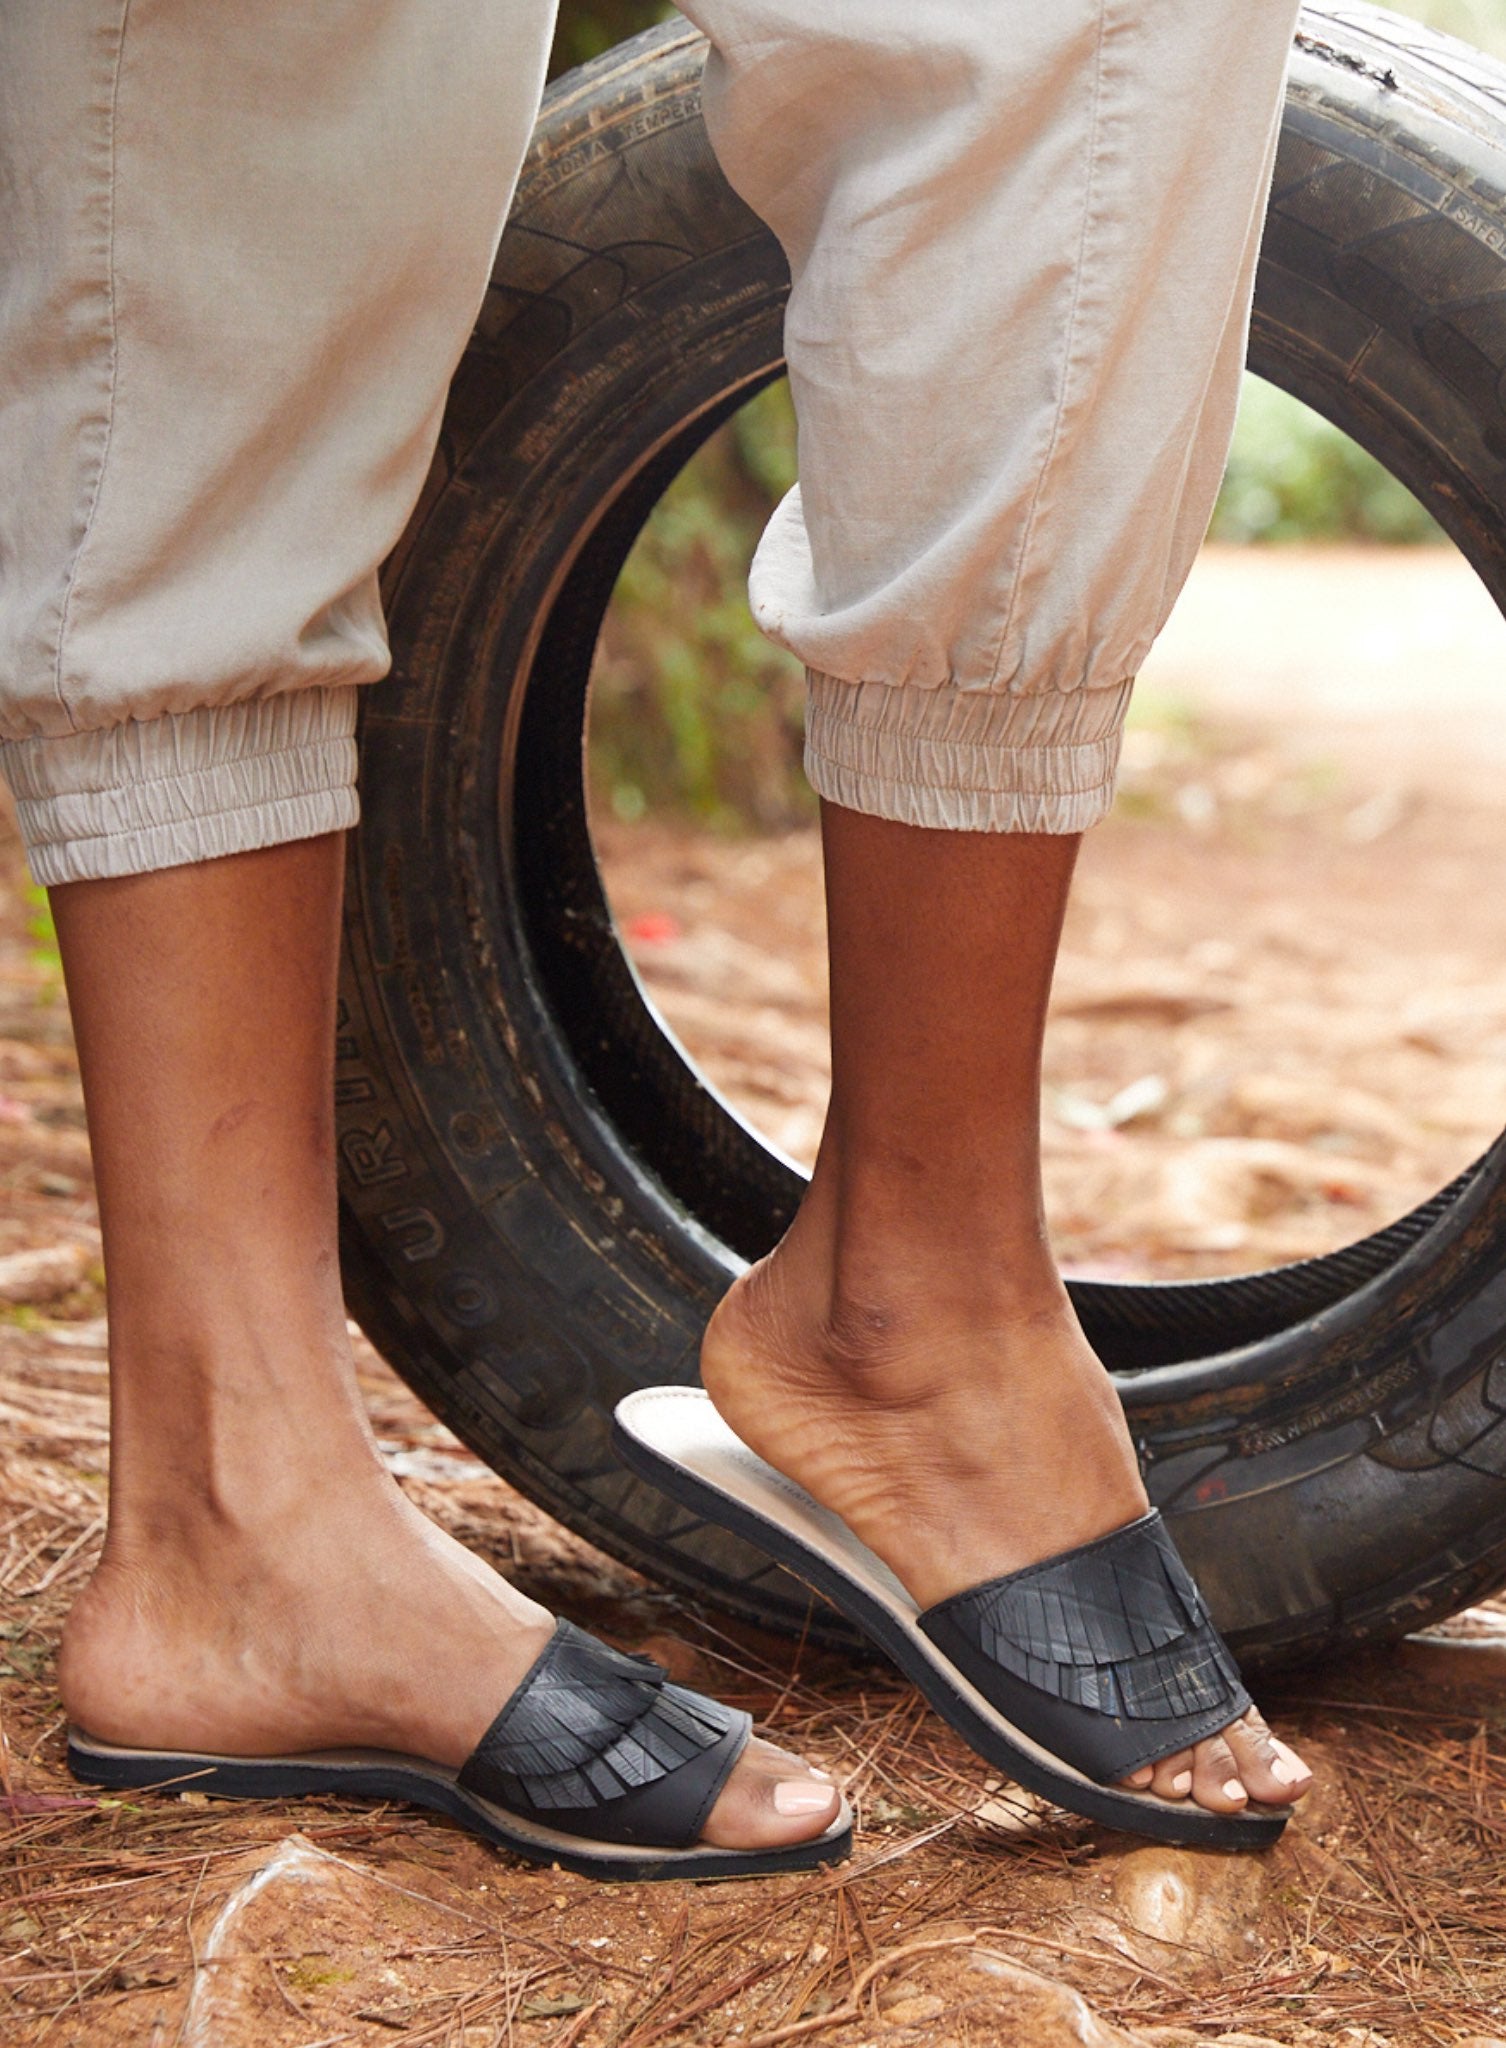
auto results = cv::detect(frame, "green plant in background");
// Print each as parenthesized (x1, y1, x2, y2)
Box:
(1212, 377, 1441, 545)
(25, 884, 62, 1003)
(590, 382, 812, 832)
(550, 1, 668, 75)
(1404, 0, 1506, 59)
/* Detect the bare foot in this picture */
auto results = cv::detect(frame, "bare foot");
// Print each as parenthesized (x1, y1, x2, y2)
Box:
(58, 1476, 840, 1855)
(700, 1219, 1310, 1820)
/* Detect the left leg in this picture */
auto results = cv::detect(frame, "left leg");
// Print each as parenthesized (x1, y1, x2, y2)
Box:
(703, 809, 1308, 1814)
(675, 0, 1311, 1816)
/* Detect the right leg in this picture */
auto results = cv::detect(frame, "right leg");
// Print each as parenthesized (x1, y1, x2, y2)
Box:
(53, 834, 836, 1851)
(2, 0, 838, 1859)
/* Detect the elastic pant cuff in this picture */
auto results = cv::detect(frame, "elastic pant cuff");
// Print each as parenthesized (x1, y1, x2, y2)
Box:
(803, 671, 1133, 833)
(0, 688, 360, 886)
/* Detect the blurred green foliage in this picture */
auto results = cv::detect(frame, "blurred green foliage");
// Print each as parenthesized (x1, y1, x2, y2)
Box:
(25, 884, 62, 1003)
(571, 0, 1490, 823)
(550, 2, 666, 76)
(1404, 0, 1506, 58)
(1212, 379, 1440, 545)
(591, 383, 811, 832)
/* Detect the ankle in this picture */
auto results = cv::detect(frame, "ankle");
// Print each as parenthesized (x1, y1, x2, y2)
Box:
(104, 1428, 402, 1585)
(105, 1323, 387, 1535)
(784, 1153, 1068, 1316)
(713, 1218, 1073, 1374)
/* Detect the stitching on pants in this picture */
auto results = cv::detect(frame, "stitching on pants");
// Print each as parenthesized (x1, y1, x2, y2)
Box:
(5, 735, 355, 802)
(25, 791, 357, 858)
(51, 0, 134, 731)
(805, 704, 1130, 756)
(984, 0, 1111, 693)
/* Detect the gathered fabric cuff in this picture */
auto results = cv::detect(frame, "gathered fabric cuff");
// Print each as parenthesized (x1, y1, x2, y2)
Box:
(803, 670, 1133, 834)
(0, 687, 361, 886)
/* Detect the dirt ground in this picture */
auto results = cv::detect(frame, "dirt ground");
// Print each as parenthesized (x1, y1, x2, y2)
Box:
(5, 545, 1506, 2047)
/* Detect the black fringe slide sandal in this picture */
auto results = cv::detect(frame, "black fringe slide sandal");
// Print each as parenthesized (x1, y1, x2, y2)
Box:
(68, 1617, 853, 1882)
(613, 1388, 1286, 1850)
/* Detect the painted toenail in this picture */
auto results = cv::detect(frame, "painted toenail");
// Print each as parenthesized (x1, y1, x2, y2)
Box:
(1222, 1779, 1247, 1802)
(1171, 1770, 1192, 1795)
(1271, 1755, 1305, 1786)
(774, 1779, 836, 1816)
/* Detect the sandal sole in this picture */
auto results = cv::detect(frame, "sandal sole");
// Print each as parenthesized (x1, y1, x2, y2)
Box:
(67, 1729, 852, 1883)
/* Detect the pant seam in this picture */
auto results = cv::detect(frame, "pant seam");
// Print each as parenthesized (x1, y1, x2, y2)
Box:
(811, 749, 1122, 786)
(805, 678, 1132, 749)
(50, 0, 133, 734)
(805, 731, 1118, 766)
(30, 789, 354, 857)
(7, 731, 354, 798)
(985, 0, 1111, 692)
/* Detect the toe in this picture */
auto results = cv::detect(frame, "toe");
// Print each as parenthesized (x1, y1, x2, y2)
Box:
(1147, 1748, 1195, 1802)
(1190, 1732, 1249, 1814)
(699, 1735, 841, 1851)
(1224, 1709, 1312, 1806)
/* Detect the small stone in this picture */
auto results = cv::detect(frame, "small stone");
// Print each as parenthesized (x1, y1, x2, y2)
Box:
(1298, 1941, 1354, 1975)
(966, 1953, 1148, 2046)
(973, 1783, 1047, 1833)
(0, 1242, 89, 1304)
(881, 1994, 948, 2026)
(109, 1963, 177, 1992)
(1109, 1846, 1270, 1972)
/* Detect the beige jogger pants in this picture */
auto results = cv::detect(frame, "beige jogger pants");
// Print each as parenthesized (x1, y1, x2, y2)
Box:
(0, 2, 1301, 886)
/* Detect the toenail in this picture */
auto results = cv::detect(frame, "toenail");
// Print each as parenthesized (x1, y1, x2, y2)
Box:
(1222, 1779, 1247, 1803)
(1271, 1755, 1305, 1786)
(1171, 1770, 1192, 1795)
(774, 1779, 836, 1816)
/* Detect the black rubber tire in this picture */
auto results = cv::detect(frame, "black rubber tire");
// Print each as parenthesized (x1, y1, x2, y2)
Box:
(338, 3, 1506, 1670)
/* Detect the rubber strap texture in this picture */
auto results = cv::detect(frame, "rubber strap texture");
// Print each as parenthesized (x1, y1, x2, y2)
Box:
(456, 1619, 751, 1849)
(918, 1510, 1252, 1784)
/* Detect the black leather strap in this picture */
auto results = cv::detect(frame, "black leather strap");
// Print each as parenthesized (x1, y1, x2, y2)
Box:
(456, 1620, 751, 1848)
(918, 1511, 1252, 1784)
